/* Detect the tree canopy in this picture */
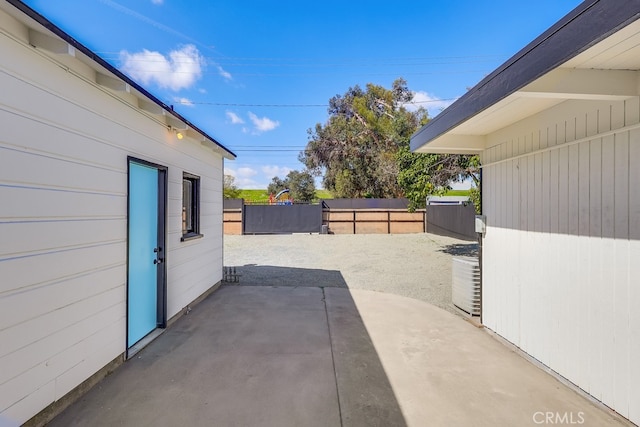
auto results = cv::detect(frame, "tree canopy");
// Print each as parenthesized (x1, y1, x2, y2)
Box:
(267, 169, 316, 202)
(223, 174, 241, 199)
(300, 78, 479, 210)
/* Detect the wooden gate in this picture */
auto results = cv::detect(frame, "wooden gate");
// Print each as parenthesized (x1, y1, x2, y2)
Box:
(243, 204, 323, 234)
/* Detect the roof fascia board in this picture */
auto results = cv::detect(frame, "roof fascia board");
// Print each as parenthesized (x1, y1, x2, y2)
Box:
(410, 0, 640, 153)
(4, 0, 236, 159)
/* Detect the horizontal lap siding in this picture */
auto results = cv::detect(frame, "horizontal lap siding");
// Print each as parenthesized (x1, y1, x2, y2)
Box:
(481, 98, 640, 424)
(166, 169, 223, 318)
(0, 17, 223, 424)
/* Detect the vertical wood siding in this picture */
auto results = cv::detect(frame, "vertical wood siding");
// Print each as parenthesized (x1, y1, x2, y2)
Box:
(0, 14, 223, 424)
(481, 98, 640, 424)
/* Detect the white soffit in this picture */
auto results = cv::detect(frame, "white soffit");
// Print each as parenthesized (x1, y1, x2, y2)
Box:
(563, 18, 640, 69)
(415, 17, 640, 154)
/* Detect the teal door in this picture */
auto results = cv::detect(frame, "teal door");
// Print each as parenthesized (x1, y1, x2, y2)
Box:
(128, 160, 166, 348)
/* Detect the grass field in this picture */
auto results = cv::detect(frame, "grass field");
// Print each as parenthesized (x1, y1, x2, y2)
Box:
(444, 189, 471, 196)
(237, 189, 333, 203)
(237, 189, 270, 203)
(236, 188, 468, 203)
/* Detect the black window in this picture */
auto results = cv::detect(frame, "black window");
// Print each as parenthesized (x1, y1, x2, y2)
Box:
(182, 172, 202, 241)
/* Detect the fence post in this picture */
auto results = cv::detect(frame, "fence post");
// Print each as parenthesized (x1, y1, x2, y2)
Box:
(423, 209, 426, 233)
(353, 210, 356, 234)
(241, 198, 245, 235)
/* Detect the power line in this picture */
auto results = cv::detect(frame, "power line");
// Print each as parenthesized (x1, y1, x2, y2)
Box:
(116, 69, 490, 77)
(96, 51, 507, 64)
(99, 50, 497, 77)
(171, 97, 458, 108)
(188, 102, 328, 107)
(105, 58, 501, 68)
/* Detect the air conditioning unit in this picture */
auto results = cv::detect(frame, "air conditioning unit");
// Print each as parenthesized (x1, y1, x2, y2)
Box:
(452, 256, 481, 316)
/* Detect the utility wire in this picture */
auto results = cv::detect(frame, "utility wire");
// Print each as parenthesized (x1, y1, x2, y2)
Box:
(111, 69, 491, 77)
(170, 97, 458, 108)
(96, 52, 506, 64)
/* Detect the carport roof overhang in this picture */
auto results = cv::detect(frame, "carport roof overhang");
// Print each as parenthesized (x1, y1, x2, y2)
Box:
(410, 0, 640, 155)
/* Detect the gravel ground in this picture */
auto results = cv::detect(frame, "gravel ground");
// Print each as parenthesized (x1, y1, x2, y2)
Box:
(223, 233, 478, 315)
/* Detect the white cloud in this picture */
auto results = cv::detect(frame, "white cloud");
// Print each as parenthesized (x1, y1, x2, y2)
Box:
(226, 111, 245, 124)
(237, 167, 257, 178)
(226, 165, 302, 189)
(119, 44, 204, 91)
(261, 165, 292, 178)
(217, 65, 232, 81)
(248, 112, 280, 133)
(224, 166, 262, 188)
(151, 0, 163, 4)
(174, 97, 194, 107)
(404, 91, 455, 117)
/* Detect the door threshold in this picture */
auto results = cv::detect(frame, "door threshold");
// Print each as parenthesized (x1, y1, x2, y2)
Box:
(127, 328, 164, 359)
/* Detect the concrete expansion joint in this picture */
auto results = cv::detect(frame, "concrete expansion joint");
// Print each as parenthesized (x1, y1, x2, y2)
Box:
(322, 287, 345, 427)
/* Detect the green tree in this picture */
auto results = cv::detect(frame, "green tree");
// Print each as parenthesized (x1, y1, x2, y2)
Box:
(397, 148, 480, 211)
(223, 174, 241, 199)
(301, 78, 480, 210)
(267, 170, 317, 203)
(468, 186, 481, 214)
(267, 176, 287, 196)
(301, 78, 421, 198)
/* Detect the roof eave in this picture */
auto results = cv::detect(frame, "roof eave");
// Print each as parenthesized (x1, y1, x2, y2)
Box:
(4, 0, 237, 160)
(410, 0, 640, 154)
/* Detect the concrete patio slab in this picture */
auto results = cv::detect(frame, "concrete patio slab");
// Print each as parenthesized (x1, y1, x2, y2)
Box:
(48, 286, 340, 427)
(325, 288, 629, 426)
(47, 285, 630, 427)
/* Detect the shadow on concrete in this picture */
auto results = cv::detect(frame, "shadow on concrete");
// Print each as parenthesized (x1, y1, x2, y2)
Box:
(48, 267, 406, 427)
(437, 242, 479, 257)
(323, 286, 407, 427)
(225, 264, 349, 288)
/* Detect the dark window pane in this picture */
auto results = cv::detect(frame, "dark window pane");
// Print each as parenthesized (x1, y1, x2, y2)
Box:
(183, 175, 199, 237)
(183, 179, 193, 233)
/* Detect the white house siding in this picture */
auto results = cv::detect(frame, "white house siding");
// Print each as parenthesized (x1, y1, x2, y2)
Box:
(480, 97, 640, 424)
(0, 9, 223, 425)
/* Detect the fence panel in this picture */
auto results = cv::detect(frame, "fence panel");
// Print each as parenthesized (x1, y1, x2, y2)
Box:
(225, 198, 473, 237)
(425, 204, 477, 240)
(243, 204, 323, 234)
(223, 198, 243, 235)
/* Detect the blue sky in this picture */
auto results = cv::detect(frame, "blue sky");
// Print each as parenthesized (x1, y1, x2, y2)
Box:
(23, 0, 583, 189)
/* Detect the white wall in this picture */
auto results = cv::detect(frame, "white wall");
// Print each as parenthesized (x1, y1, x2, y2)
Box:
(481, 97, 640, 424)
(0, 9, 224, 425)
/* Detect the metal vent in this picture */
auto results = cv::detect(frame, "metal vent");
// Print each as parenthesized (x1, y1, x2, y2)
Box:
(452, 256, 481, 316)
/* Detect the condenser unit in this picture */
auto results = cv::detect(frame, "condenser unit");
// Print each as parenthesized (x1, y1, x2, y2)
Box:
(452, 256, 481, 316)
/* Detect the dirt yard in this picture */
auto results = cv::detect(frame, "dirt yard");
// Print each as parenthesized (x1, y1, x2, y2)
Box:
(223, 233, 478, 315)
